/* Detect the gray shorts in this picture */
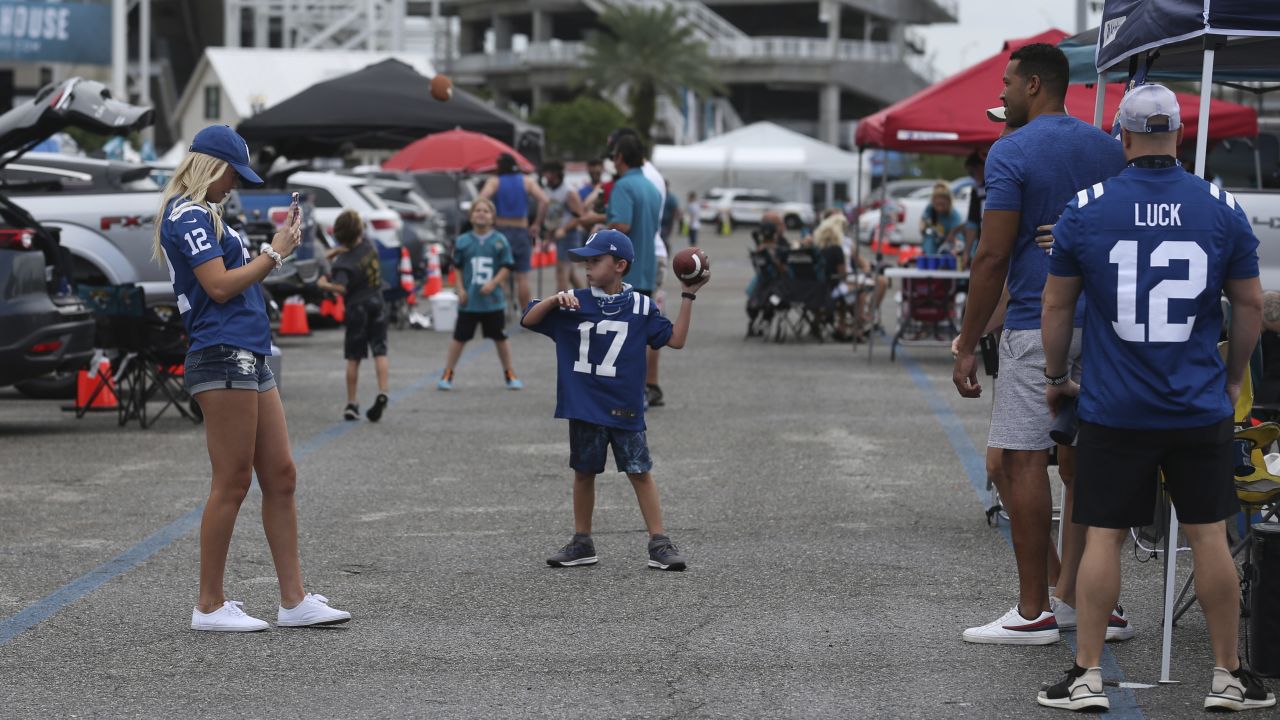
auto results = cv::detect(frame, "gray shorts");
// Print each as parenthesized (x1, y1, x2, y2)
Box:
(988, 328, 1082, 451)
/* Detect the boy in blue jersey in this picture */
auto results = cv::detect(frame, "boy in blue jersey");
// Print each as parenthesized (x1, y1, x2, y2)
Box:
(521, 228, 708, 571)
(438, 198, 524, 390)
(1038, 84, 1272, 713)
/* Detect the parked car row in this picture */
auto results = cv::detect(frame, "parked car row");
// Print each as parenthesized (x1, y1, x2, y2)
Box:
(696, 187, 816, 230)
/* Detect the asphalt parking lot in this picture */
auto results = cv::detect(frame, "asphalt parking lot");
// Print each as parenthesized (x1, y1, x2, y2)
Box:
(0, 229, 1252, 719)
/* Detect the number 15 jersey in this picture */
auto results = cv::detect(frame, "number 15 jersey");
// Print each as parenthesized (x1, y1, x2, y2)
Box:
(1049, 163, 1259, 430)
(524, 286, 673, 431)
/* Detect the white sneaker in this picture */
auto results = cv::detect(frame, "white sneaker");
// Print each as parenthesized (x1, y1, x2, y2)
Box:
(191, 600, 269, 632)
(962, 605, 1060, 645)
(276, 593, 351, 627)
(1051, 597, 1136, 641)
(1205, 665, 1277, 711)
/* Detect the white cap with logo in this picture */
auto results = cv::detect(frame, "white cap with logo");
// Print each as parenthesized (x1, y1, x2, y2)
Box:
(1118, 84, 1182, 133)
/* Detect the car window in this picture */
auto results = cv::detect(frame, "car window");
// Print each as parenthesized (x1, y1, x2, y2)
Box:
(702, 190, 724, 200)
(765, 195, 783, 204)
(413, 173, 457, 198)
(0, 167, 93, 193)
(356, 185, 390, 210)
(292, 185, 339, 208)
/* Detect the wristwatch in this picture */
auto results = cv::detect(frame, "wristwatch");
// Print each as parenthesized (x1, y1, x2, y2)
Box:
(681, 292, 697, 301)
(1044, 372, 1069, 386)
(259, 244, 283, 269)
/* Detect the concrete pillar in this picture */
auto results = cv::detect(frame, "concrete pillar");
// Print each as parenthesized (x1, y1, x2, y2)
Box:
(254, 6, 268, 48)
(531, 84, 547, 109)
(532, 9, 552, 43)
(493, 13, 513, 51)
(820, 84, 840, 146)
(224, 0, 241, 47)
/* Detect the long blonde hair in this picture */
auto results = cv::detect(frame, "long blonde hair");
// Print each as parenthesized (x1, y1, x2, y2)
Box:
(813, 213, 848, 248)
(152, 152, 229, 264)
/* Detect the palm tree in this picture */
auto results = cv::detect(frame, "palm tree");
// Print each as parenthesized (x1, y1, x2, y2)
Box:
(580, 5, 723, 142)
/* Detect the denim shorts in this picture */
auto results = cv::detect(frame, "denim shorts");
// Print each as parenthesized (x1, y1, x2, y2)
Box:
(184, 344, 276, 396)
(569, 419, 652, 475)
(555, 228, 583, 258)
(502, 226, 533, 273)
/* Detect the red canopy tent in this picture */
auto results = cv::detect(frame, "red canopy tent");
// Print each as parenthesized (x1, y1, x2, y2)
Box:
(383, 128, 535, 174)
(854, 28, 1258, 154)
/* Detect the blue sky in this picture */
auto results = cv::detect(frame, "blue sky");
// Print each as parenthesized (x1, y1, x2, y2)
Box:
(916, 0, 1104, 78)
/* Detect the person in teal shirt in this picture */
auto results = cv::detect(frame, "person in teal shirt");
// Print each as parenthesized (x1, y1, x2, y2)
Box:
(606, 134, 662, 292)
(437, 198, 524, 390)
(919, 182, 965, 257)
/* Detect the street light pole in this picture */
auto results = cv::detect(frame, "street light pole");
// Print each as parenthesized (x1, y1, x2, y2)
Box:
(112, 0, 126, 99)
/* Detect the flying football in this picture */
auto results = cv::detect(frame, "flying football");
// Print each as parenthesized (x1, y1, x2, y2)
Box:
(430, 74, 453, 102)
(672, 247, 709, 284)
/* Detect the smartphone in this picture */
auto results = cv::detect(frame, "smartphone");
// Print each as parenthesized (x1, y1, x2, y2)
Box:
(288, 191, 300, 223)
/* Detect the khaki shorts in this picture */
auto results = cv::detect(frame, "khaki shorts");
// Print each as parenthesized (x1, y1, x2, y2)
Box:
(988, 328, 1082, 451)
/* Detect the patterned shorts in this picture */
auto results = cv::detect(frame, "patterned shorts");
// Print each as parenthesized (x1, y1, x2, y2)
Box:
(569, 419, 653, 475)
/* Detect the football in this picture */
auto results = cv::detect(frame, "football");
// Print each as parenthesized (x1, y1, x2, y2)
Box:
(430, 74, 453, 102)
(672, 247, 710, 285)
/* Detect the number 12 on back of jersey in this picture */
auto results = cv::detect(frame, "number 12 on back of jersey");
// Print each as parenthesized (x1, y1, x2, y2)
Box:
(1110, 240, 1207, 343)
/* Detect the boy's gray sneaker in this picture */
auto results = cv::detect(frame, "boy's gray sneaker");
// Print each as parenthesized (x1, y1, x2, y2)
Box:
(547, 533, 598, 567)
(647, 534, 687, 571)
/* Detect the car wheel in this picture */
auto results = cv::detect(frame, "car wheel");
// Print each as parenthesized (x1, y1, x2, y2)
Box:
(14, 371, 79, 400)
(785, 215, 803, 230)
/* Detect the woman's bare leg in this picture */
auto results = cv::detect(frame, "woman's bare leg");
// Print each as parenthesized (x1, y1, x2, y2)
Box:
(195, 388, 259, 613)
(253, 388, 305, 609)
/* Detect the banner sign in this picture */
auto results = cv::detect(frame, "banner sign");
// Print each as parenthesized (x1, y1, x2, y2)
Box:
(0, 2, 112, 66)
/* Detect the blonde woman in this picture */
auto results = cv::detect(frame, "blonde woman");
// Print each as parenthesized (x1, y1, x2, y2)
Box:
(919, 181, 965, 257)
(155, 125, 350, 631)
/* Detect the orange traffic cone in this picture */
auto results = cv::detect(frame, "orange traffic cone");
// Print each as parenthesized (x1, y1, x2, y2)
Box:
(76, 358, 118, 410)
(279, 296, 310, 336)
(545, 244, 557, 265)
(421, 243, 443, 298)
(332, 293, 345, 324)
(398, 247, 416, 306)
(446, 268, 457, 287)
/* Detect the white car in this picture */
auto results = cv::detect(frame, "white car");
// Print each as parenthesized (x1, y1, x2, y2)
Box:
(287, 171, 403, 252)
(696, 187, 816, 229)
(857, 180, 973, 247)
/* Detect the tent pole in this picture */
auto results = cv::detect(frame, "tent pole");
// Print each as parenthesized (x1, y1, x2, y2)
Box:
(1093, 74, 1106, 129)
(876, 150, 887, 264)
(854, 148, 863, 214)
(1194, 46, 1217, 179)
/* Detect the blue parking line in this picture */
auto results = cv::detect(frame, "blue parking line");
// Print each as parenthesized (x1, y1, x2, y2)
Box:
(899, 350, 1145, 719)
(0, 341, 498, 646)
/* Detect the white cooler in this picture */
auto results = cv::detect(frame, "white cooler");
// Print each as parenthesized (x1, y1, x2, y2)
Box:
(429, 290, 459, 333)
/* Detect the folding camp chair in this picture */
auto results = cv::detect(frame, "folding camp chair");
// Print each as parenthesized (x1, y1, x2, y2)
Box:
(1153, 341, 1279, 682)
(776, 247, 829, 343)
(74, 285, 201, 429)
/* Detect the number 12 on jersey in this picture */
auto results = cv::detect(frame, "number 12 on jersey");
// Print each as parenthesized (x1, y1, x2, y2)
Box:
(573, 320, 628, 377)
(1110, 240, 1207, 343)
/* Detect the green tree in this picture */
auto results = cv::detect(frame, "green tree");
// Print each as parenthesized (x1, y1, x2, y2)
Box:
(580, 5, 723, 142)
(529, 96, 628, 161)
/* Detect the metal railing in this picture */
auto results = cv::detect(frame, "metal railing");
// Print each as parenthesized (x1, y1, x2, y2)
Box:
(451, 36, 916, 73)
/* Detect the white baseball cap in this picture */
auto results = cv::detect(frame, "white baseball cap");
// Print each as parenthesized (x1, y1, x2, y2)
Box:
(1118, 84, 1181, 133)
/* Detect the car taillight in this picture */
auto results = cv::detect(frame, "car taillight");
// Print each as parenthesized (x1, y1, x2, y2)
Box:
(371, 218, 400, 231)
(897, 208, 906, 223)
(0, 229, 34, 249)
(29, 340, 62, 354)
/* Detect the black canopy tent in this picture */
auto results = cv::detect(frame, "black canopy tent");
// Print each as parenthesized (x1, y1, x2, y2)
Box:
(236, 59, 543, 161)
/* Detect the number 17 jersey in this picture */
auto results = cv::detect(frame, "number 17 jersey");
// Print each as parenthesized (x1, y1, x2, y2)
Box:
(1049, 164, 1259, 430)
(524, 286, 673, 431)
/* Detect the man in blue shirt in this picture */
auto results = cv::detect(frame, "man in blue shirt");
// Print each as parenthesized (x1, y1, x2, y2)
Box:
(606, 132, 666, 407)
(952, 43, 1128, 646)
(1038, 84, 1272, 713)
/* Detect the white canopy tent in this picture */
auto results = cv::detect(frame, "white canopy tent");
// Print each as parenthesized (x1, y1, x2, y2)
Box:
(653, 122, 868, 207)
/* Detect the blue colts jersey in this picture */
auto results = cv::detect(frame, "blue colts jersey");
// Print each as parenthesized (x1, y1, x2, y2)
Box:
(1049, 164, 1259, 429)
(524, 286, 674, 431)
(160, 197, 272, 355)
